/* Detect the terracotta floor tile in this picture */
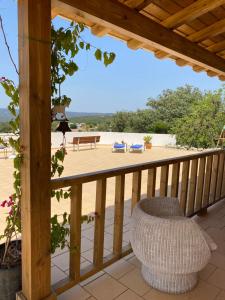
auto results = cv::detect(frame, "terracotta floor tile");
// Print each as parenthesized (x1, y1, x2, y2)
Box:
(84, 274, 127, 300)
(51, 266, 67, 285)
(189, 280, 220, 300)
(207, 268, 225, 290)
(115, 289, 143, 300)
(52, 252, 69, 272)
(104, 258, 135, 279)
(199, 263, 217, 280)
(81, 237, 93, 253)
(210, 252, 225, 270)
(58, 284, 90, 300)
(80, 271, 105, 287)
(143, 289, 189, 300)
(127, 256, 142, 269)
(119, 268, 151, 296)
(216, 290, 225, 300)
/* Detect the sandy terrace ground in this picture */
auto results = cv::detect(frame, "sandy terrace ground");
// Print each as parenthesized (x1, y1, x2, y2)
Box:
(0, 145, 197, 232)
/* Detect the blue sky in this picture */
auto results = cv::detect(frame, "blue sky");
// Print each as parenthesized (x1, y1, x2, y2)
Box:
(0, 0, 223, 113)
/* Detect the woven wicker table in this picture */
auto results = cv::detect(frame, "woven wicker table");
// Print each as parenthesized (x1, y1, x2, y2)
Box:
(130, 197, 217, 294)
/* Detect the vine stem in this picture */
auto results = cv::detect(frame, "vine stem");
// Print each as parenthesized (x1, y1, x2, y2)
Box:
(0, 15, 19, 75)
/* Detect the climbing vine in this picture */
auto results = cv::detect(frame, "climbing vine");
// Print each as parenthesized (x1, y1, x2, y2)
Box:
(0, 17, 115, 264)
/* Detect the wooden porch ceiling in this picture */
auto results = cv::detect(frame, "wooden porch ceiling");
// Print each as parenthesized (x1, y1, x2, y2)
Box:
(51, 0, 225, 81)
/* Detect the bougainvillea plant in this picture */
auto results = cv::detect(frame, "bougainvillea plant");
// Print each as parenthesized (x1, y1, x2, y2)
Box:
(0, 18, 115, 266)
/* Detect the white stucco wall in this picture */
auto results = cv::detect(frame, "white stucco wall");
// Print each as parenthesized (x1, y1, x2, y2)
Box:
(51, 131, 176, 148)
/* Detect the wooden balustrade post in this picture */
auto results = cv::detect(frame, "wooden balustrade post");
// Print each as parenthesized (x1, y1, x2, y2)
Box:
(113, 175, 125, 257)
(171, 163, 180, 198)
(209, 155, 219, 204)
(216, 152, 225, 200)
(195, 157, 206, 212)
(187, 159, 198, 216)
(17, 1, 53, 299)
(160, 165, 169, 197)
(221, 154, 225, 198)
(180, 161, 190, 214)
(202, 155, 213, 207)
(93, 179, 107, 267)
(147, 168, 156, 198)
(70, 184, 82, 282)
(132, 171, 142, 210)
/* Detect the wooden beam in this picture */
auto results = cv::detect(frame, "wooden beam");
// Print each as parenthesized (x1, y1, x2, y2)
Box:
(192, 65, 204, 72)
(91, 24, 109, 37)
(162, 0, 225, 29)
(188, 19, 225, 42)
(175, 58, 189, 67)
(127, 39, 144, 49)
(18, 0, 53, 299)
(52, 0, 225, 76)
(154, 50, 170, 59)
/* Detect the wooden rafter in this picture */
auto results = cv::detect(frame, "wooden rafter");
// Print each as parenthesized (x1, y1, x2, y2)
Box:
(188, 18, 225, 42)
(162, 0, 225, 29)
(52, 0, 225, 76)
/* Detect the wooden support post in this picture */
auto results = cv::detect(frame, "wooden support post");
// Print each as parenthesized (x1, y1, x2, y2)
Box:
(93, 179, 107, 267)
(160, 165, 169, 197)
(215, 152, 225, 200)
(195, 157, 206, 212)
(171, 163, 180, 198)
(221, 156, 225, 198)
(132, 171, 142, 210)
(209, 155, 219, 204)
(147, 168, 156, 198)
(18, 0, 53, 299)
(202, 155, 213, 207)
(180, 161, 190, 214)
(186, 159, 198, 216)
(113, 175, 125, 257)
(70, 184, 82, 282)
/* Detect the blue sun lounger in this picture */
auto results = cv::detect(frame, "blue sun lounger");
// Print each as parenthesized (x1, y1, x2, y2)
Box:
(129, 144, 144, 153)
(112, 143, 127, 153)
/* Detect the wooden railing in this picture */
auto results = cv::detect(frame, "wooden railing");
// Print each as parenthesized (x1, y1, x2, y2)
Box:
(50, 149, 225, 295)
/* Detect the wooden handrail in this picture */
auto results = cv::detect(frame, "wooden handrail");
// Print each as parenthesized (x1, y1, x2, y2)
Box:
(51, 149, 224, 189)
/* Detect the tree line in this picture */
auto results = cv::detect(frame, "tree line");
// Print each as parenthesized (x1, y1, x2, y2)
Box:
(98, 85, 225, 149)
(1, 85, 224, 148)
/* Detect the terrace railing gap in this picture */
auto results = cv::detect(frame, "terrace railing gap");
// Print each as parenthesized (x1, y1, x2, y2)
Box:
(51, 149, 225, 295)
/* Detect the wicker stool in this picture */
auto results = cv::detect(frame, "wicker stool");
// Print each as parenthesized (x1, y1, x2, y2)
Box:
(130, 197, 217, 294)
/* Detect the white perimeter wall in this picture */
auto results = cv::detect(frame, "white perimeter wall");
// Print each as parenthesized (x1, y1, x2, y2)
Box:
(52, 132, 176, 148)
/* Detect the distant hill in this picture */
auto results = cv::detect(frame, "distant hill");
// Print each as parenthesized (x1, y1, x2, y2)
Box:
(0, 108, 113, 122)
(0, 108, 15, 122)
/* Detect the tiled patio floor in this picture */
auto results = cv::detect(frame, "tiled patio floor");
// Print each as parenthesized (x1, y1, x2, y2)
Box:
(52, 198, 225, 300)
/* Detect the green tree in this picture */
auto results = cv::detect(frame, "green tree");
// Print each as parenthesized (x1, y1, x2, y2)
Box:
(147, 85, 203, 132)
(111, 111, 131, 132)
(172, 90, 225, 148)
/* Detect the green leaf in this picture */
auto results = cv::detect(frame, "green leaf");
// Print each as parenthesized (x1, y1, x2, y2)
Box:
(95, 49, 102, 61)
(79, 41, 84, 49)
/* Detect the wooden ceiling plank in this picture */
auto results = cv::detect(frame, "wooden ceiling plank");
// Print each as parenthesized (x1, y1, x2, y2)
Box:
(188, 18, 225, 42)
(207, 40, 225, 52)
(52, 0, 225, 76)
(162, 0, 225, 29)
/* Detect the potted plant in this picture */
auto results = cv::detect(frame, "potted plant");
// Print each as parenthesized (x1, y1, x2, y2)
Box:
(52, 96, 72, 121)
(144, 135, 152, 149)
